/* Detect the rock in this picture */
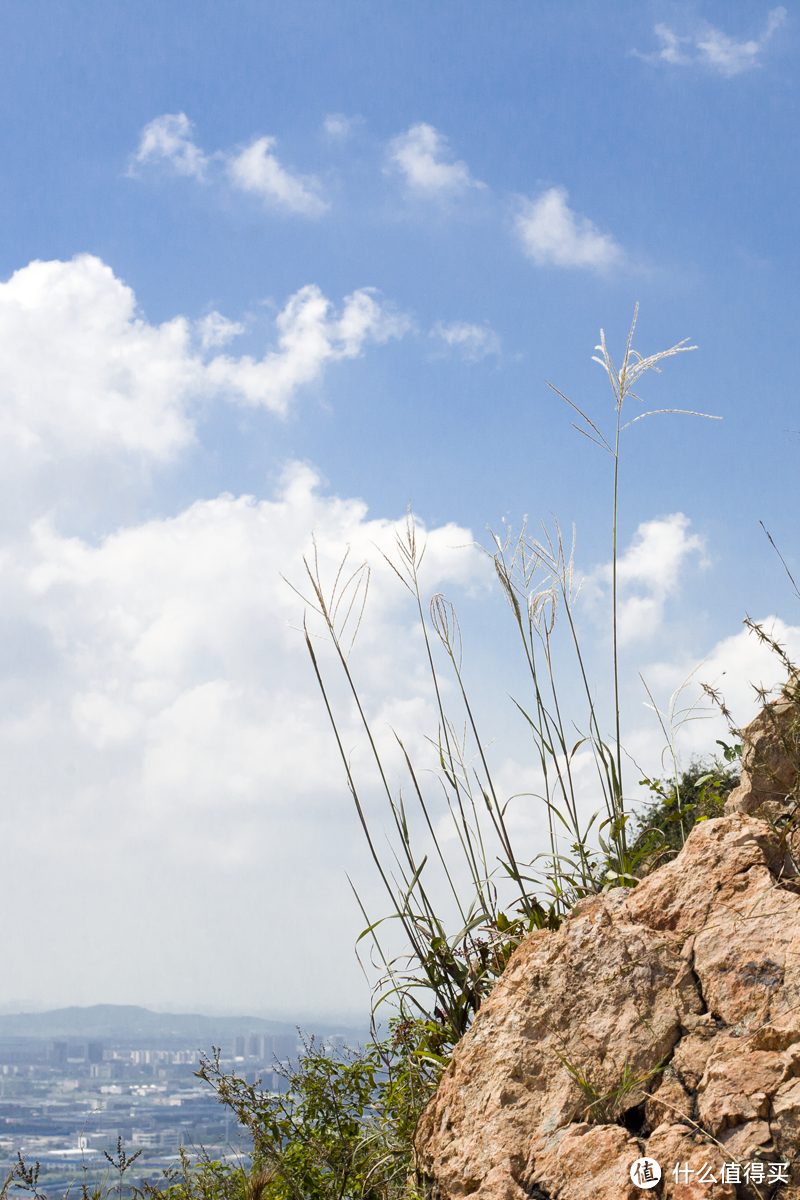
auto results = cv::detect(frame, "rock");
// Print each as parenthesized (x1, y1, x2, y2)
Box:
(530, 1124, 642, 1200)
(645, 1124, 735, 1199)
(415, 815, 800, 1199)
(725, 677, 799, 819)
(643, 1070, 693, 1130)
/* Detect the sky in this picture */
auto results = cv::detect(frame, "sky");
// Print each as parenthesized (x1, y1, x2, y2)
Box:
(0, 0, 799, 1021)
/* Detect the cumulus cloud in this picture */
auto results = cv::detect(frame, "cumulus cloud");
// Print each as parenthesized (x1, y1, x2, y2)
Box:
(648, 617, 800, 731)
(516, 187, 622, 270)
(585, 514, 706, 643)
(197, 311, 245, 350)
(387, 123, 485, 194)
(0, 255, 199, 465)
(634, 8, 786, 77)
(130, 112, 208, 179)
(205, 284, 411, 412)
(430, 320, 500, 361)
(227, 137, 328, 216)
(131, 114, 328, 216)
(0, 255, 409, 488)
(0, 462, 489, 1011)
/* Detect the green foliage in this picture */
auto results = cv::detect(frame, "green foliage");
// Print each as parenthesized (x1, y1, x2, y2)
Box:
(633, 755, 741, 871)
(145, 1148, 250, 1200)
(555, 1053, 669, 1125)
(194, 1023, 440, 1200)
(3, 1145, 259, 1200)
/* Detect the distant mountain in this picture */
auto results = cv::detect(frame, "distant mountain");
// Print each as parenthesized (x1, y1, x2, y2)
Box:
(0, 1004, 366, 1045)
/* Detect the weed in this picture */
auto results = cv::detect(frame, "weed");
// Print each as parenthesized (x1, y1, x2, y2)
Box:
(195, 1026, 436, 1199)
(555, 1052, 668, 1125)
(292, 309, 718, 1047)
(632, 757, 740, 872)
(102, 1139, 142, 1200)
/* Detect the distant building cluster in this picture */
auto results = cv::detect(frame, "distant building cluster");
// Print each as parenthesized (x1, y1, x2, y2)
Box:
(0, 1029, 311, 1190)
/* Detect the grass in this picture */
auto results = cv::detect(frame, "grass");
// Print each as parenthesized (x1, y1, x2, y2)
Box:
(554, 1051, 669, 1126)
(292, 307, 721, 1050)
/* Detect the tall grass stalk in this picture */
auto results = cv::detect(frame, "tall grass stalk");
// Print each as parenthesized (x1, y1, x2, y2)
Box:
(294, 310, 716, 1045)
(548, 305, 717, 842)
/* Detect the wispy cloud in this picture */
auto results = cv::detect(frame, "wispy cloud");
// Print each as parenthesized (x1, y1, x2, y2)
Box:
(131, 113, 328, 216)
(227, 137, 328, 216)
(131, 112, 208, 180)
(323, 113, 361, 138)
(387, 123, 485, 195)
(634, 8, 786, 77)
(515, 187, 622, 270)
(430, 321, 500, 361)
(197, 312, 246, 350)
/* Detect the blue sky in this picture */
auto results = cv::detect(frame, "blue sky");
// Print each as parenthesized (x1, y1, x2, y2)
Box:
(0, 1, 798, 1019)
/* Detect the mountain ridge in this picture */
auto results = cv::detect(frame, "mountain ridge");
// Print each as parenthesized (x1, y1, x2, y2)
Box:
(0, 1003, 367, 1043)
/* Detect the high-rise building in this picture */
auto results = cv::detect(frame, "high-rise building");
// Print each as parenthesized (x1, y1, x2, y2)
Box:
(48, 1042, 67, 1065)
(234, 1036, 245, 1059)
(87, 1042, 104, 1064)
(271, 1035, 297, 1061)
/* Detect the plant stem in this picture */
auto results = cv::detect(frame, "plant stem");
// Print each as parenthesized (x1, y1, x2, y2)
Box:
(612, 403, 624, 839)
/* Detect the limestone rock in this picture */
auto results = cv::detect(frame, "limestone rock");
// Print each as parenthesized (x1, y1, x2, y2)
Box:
(415, 816, 800, 1199)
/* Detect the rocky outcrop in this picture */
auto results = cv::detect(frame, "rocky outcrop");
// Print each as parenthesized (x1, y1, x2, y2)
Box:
(415, 688, 800, 1200)
(725, 677, 799, 821)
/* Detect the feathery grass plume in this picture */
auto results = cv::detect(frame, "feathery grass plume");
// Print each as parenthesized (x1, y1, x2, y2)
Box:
(292, 310, 713, 1053)
(289, 515, 560, 1047)
(548, 305, 718, 854)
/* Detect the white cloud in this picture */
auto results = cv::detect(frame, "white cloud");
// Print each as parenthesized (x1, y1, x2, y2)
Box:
(0, 256, 409, 488)
(387, 123, 485, 194)
(227, 137, 328, 216)
(628, 616, 800, 788)
(585, 514, 706, 643)
(643, 24, 693, 66)
(323, 113, 359, 138)
(131, 115, 328, 216)
(205, 284, 412, 412)
(430, 321, 500, 361)
(635, 8, 786, 77)
(197, 311, 245, 350)
(0, 463, 490, 1012)
(515, 187, 622, 270)
(0, 255, 198, 465)
(647, 617, 800, 733)
(130, 112, 208, 179)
